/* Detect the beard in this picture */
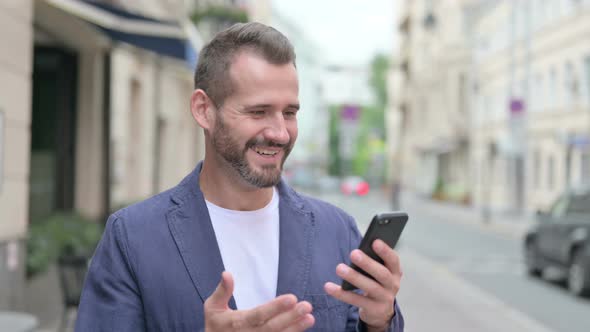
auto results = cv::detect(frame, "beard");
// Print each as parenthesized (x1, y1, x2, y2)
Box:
(210, 115, 293, 188)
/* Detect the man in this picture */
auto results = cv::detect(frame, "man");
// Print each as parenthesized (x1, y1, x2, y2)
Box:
(76, 22, 404, 331)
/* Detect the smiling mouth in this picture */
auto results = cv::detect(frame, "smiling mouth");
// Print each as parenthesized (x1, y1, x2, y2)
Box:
(252, 146, 280, 157)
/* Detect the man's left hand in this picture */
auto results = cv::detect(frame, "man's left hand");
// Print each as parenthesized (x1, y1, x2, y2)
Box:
(324, 239, 402, 332)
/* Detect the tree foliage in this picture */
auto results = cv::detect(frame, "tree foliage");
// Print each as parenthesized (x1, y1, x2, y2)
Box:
(369, 54, 390, 108)
(191, 6, 248, 25)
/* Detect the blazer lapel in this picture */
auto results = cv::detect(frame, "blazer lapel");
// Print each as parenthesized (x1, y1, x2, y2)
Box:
(275, 181, 315, 301)
(167, 163, 237, 309)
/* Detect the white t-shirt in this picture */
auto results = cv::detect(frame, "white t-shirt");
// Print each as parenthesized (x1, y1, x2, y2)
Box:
(206, 188, 280, 310)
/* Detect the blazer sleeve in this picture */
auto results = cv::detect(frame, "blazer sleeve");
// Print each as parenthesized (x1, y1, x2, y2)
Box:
(75, 214, 145, 332)
(343, 215, 405, 332)
(356, 300, 405, 332)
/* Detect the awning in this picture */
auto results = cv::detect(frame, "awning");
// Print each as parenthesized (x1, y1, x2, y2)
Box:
(43, 0, 200, 67)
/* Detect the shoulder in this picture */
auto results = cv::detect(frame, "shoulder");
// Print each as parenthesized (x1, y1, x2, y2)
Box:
(109, 186, 179, 230)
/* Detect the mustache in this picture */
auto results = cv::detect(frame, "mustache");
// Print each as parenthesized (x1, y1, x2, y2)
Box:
(246, 136, 290, 149)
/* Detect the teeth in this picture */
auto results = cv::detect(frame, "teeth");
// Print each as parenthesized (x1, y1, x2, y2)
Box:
(253, 147, 278, 156)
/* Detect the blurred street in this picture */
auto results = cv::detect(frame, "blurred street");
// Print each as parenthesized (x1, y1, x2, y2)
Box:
(3, 0, 590, 331)
(309, 188, 590, 332)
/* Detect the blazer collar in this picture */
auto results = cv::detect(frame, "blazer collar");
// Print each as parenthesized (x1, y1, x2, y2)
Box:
(167, 162, 315, 308)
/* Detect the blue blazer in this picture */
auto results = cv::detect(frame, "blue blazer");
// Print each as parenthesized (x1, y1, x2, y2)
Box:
(75, 163, 404, 331)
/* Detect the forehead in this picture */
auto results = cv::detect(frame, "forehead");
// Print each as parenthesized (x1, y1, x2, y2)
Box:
(228, 50, 299, 100)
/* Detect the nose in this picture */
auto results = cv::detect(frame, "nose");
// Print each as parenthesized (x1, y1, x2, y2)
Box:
(264, 113, 290, 145)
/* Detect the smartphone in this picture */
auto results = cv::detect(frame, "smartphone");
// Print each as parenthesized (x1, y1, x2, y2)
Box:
(341, 212, 408, 291)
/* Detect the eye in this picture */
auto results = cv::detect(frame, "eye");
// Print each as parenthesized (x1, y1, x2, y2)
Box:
(251, 110, 266, 116)
(284, 110, 298, 118)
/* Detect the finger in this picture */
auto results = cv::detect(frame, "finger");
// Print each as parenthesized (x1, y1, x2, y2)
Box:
(373, 240, 402, 276)
(324, 282, 373, 308)
(240, 294, 298, 327)
(282, 314, 315, 332)
(264, 301, 312, 331)
(335, 263, 389, 300)
(205, 271, 234, 310)
(350, 249, 394, 290)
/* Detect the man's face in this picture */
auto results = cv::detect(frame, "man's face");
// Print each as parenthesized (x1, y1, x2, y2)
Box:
(209, 51, 299, 188)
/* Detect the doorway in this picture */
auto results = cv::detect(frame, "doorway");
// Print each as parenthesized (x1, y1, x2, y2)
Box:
(29, 47, 78, 223)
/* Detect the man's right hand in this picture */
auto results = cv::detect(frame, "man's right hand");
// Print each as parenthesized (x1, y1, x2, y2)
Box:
(204, 272, 315, 332)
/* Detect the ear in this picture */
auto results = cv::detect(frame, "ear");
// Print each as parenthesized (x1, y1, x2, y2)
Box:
(190, 89, 214, 130)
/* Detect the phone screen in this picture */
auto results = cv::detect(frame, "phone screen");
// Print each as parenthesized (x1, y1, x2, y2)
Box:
(341, 212, 408, 291)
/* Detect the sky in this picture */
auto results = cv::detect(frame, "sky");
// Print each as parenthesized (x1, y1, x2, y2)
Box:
(271, 0, 399, 67)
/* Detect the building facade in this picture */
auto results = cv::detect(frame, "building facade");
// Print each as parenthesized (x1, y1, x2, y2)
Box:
(392, 0, 590, 215)
(392, 0, 472, 201)
(0, 0, 34, 310)
(471, 0, 590, 214)
(0, 0, 204, 314)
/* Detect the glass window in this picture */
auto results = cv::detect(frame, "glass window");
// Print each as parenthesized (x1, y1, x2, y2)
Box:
(551, 195, 569, 218)
(0, 110, 3, 193)
(547, 155, 555, 190)
(567, 193, 590, 214)
(534, 150, 542, 189)
(550, 67, 558, 108)
(534, 73, 544, 111)
(582, 152, 590, 186)
(564, 61, 575, 105)
(585, 56, 590, 106)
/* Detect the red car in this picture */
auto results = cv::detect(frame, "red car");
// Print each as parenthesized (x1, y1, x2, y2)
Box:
(340, 176, 370, 196)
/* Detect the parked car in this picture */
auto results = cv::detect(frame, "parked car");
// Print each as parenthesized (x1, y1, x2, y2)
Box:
(340, 176, 370, 196)
(523, 188, 590, 297)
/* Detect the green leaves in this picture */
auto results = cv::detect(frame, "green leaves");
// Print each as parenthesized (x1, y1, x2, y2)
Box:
(191, 6, 248, 25)
(26, 213, 103, 279)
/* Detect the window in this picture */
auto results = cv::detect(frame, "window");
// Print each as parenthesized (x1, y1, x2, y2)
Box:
(564, 61, 576, 106)
(550, 195, 569, 218)
(495, 90, 504, 120)
(585, 56, 590, 106)
(567, 193, 590, 214)
(534, 150, 542, 189)
(0, 110, 3, 193)
(533, 73, 544, 111)
(550, 67, 558, 108)
(515, 78, 525, 104)
(582, 152, 590, 186)
(459, 74, 467, 116)
(481, 94, 491, 125)
(540, 73, 546, 110)
(547, 155, 555, 190)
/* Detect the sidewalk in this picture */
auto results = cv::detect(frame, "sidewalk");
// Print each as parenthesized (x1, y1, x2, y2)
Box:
(23, 265, 68, 332)
(400, 191, 535, 240)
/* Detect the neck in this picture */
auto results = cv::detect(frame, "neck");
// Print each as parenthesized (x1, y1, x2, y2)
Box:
(199, 156, 275, 211)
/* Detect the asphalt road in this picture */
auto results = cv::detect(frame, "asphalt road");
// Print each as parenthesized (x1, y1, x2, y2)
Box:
(309, 188, 590, 332)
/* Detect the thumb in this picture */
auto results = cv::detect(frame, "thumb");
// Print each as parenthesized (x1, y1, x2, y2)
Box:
(206, 271, 234, 310)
